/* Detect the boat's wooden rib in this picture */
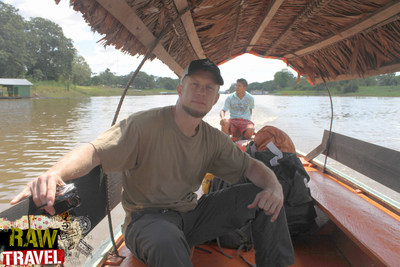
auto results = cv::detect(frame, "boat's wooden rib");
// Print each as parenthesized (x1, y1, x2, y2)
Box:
(304, 131, 329, 162)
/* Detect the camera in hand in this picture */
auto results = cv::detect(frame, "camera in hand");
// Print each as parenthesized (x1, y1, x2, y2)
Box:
(52, 183, 81, 214)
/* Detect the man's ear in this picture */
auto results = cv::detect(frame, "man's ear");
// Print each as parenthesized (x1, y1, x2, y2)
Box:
(176, 84, 183, 96)
(213, 93, 220, 105)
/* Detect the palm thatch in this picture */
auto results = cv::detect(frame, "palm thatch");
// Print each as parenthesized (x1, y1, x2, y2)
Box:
(59, 0, 400, 84)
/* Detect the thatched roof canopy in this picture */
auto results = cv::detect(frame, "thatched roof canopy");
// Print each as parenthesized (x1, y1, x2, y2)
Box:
(59, 0, 400, 84)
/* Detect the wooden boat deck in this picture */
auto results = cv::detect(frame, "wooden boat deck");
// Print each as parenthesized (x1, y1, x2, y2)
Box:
(103, 234, 351, 267)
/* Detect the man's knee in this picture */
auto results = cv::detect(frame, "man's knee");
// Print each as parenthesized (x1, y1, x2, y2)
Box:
(125, 215, 192, 266)
(242, 122, 255, 138)
(220, 120, 230, 134)
(149, 221, 185, 245)
(146, 227, 190, 258)
(243, 128, 254, 139)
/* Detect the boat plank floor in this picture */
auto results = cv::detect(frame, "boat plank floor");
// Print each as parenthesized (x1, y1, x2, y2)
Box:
(192, 240, 350, 267)
(104, 237, 350, 267)
(291, 236, 350, 267)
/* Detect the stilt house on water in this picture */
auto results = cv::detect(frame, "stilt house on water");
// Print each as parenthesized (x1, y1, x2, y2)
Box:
(0, 79, 33, 98)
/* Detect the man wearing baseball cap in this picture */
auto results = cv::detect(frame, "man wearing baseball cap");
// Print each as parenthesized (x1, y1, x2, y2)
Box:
(12, 58, 294, 267)
(181, 58, 224, 86)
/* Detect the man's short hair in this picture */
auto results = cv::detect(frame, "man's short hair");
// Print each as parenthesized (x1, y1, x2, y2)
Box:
(236, 78, 248, 87)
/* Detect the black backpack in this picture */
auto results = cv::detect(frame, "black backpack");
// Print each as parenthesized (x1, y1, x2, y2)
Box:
(209, 141, 317, 255)
(246, 141, 317, 237)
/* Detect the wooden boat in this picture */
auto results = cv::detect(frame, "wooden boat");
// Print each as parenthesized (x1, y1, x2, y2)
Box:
(12, 0, 400, 266)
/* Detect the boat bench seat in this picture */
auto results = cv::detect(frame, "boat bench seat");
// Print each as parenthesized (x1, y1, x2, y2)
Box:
(305, 164, 400, 267)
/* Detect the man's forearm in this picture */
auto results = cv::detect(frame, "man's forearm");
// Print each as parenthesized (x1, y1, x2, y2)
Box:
(220, 110, 226, 119)
(47, 143, 100, 181)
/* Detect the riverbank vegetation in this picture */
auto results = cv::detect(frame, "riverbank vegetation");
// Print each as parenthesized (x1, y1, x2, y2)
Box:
(276, 85, 400, 97)
(30, 81, 174, 98)
(229, 69, 400, 97)
(29, 79, 400, 98)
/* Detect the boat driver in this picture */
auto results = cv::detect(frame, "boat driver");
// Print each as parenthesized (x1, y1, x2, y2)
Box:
(11, 59, 294, 267)
(220, 78, 255, 140)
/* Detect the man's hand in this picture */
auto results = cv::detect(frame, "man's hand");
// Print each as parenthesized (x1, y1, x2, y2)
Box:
(10, 173, 65, 215)
(247, 184, 284, 222)
(220, 118, 229, 126)
(245, 158, 284, 222)
(10, 143, 100, 215)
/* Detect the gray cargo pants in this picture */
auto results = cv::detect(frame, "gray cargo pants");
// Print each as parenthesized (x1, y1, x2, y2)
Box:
(124, 183, 294, 267)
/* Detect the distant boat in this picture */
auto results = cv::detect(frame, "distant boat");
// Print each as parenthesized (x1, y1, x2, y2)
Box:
(160, 91, 177, 95)
(250, 90, 268, 95)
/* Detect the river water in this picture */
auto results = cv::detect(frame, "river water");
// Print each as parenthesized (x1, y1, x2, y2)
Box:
(1, 95, 399, 210)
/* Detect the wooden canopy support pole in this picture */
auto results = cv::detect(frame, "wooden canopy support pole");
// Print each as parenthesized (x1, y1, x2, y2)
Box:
(96, 0, 184, 76)
(246, 0, 284, 52)
(284, 1, 400, 59)
(173, 0, 205, 59)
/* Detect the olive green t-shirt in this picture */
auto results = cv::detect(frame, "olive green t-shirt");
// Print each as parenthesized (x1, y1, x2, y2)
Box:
(91, 106, 250, 231)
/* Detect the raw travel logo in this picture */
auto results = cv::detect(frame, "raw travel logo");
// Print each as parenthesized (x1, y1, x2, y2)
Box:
(0, 228, 65, 265)
(0, 214, 91, 266)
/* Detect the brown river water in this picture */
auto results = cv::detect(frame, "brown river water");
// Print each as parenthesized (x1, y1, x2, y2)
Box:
(1, 95, 399, 211)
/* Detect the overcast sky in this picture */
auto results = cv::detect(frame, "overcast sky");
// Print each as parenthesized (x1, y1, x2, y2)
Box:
(5, 0, 296, 90)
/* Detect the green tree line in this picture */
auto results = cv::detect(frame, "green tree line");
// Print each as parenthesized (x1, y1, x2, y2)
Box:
(0, 2, 180, 90)
(91, 68, 179, 90)
(229, 69, 400, 94)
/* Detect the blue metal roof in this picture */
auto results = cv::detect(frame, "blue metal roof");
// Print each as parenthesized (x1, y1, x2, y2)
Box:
(0, 79, 33, 86)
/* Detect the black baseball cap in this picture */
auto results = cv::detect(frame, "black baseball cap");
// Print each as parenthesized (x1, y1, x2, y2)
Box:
(181, 59, 224, 85)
